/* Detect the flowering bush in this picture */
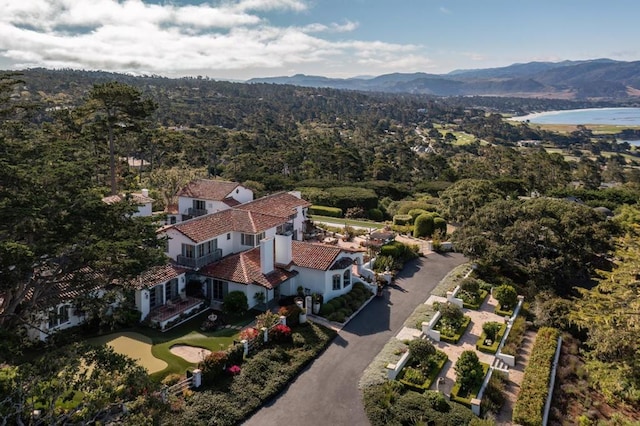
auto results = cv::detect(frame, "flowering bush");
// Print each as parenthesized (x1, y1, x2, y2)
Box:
(227, 365, 241, 376)
(239, 327, 260, 341)
(270, 324, 292, 343)
(198, 351, 228, 384)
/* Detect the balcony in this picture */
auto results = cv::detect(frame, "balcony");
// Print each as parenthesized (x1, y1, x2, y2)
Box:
(277, 222, 294, 236)
(148, 296, 205, 330)
(176, 249, 222, 269)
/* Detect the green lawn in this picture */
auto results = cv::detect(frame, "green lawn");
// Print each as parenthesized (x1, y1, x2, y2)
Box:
(309, 215, 386, 229)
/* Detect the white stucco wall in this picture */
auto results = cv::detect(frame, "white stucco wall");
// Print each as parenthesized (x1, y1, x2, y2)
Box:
(133, 202, 153, 217)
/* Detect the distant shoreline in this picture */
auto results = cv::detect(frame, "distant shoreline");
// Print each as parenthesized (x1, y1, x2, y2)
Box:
(509, 107, 640, 124)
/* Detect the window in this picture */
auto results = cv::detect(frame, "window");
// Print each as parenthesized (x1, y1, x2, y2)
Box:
(241, 232, 264, 247)
(343, 269, 351, 287)
(181, 244, 195, 258)
(193, 199, 206, 211)
(227, 233, 231, 240)
(332, 274, 341, 291)
(48, 305, 70, 328)
(212, 279, 225, 300)
(197, 239, 217, 257)
(165, 279, 178, 301)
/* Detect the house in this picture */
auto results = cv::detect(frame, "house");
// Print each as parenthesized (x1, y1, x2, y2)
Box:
(169, 179, 253, 223)
(102, 189, 154, 217)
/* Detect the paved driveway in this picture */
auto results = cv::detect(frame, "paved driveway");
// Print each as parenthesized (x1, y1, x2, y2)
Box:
(243, 253, 467, 426)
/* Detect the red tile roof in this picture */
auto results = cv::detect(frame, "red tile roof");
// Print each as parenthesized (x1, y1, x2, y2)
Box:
(290, 241, 344, 271)
(130, 264, 186, 290)
(102, 192, 154, 205)
(237, 192, 310, 218)
(170, 209, 286, 243)
(199, 248, 297, 289)
(177, 179, 240, 200)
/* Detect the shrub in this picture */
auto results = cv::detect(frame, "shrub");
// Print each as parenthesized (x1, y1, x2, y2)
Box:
(438, 302, 464, 329)
(433, 217, 447, 235)
(162, 373, 183, 386)
(278, 304, 302, 327)
(408, 339, 436, 362)
(238, 327, 260, 342)
(367, 208, 384, 221)
(223, 291, 248, 316)
(226, 365, 241, 376)
(198, 351, 228, 384)
(345, 206, 366, 219)
(482, 322, 502, 342)
(308, 205, 342, 217)
(460, 277, 480, 295)
(454, 350, 484, 393)
(319, 303, 335, 316)
(402, 367, 426, 385)
(501, 316, 526, 356)
(255, 311, 281, 329)
(269, 324, 292, 343)
(494, 284, 518, 311)
(513, 327, 560, 426)
(392, 214, 413, 226)
(407, 208, 429, 221)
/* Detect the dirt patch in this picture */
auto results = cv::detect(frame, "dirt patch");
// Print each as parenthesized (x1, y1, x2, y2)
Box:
(170, 344, 211, 363)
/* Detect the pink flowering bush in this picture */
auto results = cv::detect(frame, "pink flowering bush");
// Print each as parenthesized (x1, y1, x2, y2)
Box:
(239, 327, 260, 341)
(227, 365, 241, 376)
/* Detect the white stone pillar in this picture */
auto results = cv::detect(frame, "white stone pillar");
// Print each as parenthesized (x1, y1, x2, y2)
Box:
(262, 327, 268, 343)
(280, 315, 287, 326)
(192, 369, 202, 388)
(242, 339, 249, 357)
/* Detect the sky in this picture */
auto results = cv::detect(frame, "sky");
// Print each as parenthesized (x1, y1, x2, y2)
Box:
(1, 0, 639, 80)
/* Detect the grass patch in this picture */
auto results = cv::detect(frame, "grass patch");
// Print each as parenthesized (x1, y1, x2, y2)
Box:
(434, 315, 471, 344)
(450, 362, 490, 408)
(476, 322, 507, 354)
(308, 215, 386, 229)
(398, 350, 448, 392)
(88, 331, 167, 374)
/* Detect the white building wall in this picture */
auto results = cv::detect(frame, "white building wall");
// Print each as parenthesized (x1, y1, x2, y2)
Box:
(233, 186, 254, 204)
(164, 228, 193, 262)
(133, 202, 153, 217)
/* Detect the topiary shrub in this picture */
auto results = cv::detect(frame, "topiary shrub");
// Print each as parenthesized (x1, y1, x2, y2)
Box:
(482, 322, 502, 342)
(223, 291, 248, 316)
(408, 338, 436, 362)
(393, 214, 413, 226)
(454, 350, 484, 393)
(433, 217, 447, 235)
(413, 212, 436, 238)
(367, 208, 384, 221)
(308, 205, 343, 217)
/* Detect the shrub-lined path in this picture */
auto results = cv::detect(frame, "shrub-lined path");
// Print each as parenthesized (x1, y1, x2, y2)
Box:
(244, 253, 466, 426)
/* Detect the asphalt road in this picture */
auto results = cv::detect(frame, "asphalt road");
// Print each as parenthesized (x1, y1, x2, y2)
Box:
(243, 252, 467, 426)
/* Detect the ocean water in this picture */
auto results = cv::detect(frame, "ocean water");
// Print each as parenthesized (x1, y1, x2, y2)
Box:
(511, 107, 640, 126)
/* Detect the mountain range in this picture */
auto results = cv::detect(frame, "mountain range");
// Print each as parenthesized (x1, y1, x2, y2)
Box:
(248, 59, 640, 100)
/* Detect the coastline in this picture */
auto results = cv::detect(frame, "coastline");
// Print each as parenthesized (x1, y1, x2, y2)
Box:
(509, 107, 640, 124)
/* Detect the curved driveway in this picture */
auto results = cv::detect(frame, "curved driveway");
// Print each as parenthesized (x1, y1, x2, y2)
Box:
(244, 253, 467, 426)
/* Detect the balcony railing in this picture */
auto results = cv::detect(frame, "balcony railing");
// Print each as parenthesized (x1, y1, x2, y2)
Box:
(176, 249, 222, 269)
(186, 207, 208, 217)
(277, 222, 294, 236)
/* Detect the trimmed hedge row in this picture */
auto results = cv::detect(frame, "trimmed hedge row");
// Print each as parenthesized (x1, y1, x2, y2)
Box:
(512, 327, 560, 426)
(475, 322, 507, 354)
(461, 288, 489, 310)
(309, 205, 343, 218)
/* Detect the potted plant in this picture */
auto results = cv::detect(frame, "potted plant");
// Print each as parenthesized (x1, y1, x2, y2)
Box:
(312, 293, 322, 314)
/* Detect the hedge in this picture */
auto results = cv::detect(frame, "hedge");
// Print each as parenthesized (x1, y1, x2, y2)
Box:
(393, 214, 413, 226)
(462, 289, 489, 310)
(308, 205, 343, 218)
(450, 363, 490, 408)
(475, 322, 507, 354)
(436, 315, 471, 344)
(512, 327, 560, 426)
(398, 350, 448, 392)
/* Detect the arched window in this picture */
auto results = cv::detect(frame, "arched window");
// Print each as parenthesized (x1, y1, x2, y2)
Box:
(343, 269, 351, 287)
(332, 274, 341, 290)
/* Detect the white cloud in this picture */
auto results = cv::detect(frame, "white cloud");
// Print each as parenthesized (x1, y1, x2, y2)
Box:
(0, 0, 431, 78)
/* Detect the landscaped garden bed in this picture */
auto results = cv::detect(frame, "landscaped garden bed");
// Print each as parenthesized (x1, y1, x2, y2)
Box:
(475, 321, 507, 354)
(450, 362, 490, 407)
(433, 302, 471, 344)
(457, 277, 489, 310)
(450, 350, 490, 408)
(398, 349, 448, 392)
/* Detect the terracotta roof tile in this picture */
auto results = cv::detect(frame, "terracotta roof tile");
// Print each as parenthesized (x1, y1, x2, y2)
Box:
(170, 209, 286, 243)
(237, 192, 310, 218)
(291, 241, 343, 271)
(199, 248, 297, 289)
(102, 192, 154, 205)
(177, 179, 240, 200)
(130, 264, 186, 290)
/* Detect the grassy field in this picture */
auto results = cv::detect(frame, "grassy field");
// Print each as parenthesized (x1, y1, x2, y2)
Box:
(309, 215, 386, 229)
(530, 123, 640, 134)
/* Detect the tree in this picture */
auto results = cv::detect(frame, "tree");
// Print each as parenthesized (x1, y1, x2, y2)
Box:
(85, 82, 156, 195)
(413, 212, 435, 238)
(408, 338, 436, 362)
(0, 80, 165, 332)
(482, 322, 502, 342)
(439, 179, 503, 223)
(454, 350, 484, 393)
(223, 291, 248, 316)
(494, 285, 518, 311)
(452, 198, 615, 294)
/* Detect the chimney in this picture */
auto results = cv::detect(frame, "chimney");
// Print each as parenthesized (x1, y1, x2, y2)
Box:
(141, 188, 149, 197)
(260, 237, 274, 274)
(275, 233, 293, 265)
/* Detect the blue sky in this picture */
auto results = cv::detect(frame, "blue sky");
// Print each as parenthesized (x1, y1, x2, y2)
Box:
(1, 0, 638, 80)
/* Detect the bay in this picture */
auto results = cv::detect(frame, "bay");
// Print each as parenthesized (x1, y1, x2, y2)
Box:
(510, 107, 640, 126)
